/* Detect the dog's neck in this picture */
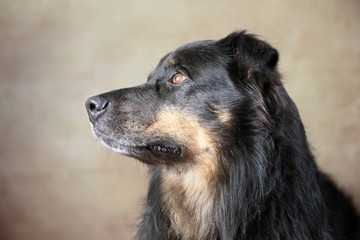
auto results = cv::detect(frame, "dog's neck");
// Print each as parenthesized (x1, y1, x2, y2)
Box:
(161, 162, 220, 239)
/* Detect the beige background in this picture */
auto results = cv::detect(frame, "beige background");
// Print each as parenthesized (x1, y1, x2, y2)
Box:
(0, 0, 359, 239)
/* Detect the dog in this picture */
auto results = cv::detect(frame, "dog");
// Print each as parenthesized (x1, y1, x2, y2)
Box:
(85, 31, 359, 240)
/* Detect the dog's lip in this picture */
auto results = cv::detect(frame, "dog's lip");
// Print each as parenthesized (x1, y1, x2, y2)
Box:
(102, 138, 184, 165)
(145, 141, 182, 156)
(136, 141, 183, 165)
(91, 125, 184, 164)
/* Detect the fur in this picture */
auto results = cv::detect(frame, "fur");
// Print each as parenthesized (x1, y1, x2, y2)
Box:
(86, 31, 359, 240)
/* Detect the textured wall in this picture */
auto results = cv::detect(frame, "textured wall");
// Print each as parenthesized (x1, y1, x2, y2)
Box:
(0, 0, 359, 239)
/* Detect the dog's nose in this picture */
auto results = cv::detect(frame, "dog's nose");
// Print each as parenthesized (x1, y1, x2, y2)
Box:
(85, 96, 110, 123)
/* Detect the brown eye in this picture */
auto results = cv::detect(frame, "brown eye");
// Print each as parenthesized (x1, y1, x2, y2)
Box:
(172, 73, 186, 84)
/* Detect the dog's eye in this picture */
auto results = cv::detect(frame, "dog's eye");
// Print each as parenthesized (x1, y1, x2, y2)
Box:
(172, 73, 186, 84)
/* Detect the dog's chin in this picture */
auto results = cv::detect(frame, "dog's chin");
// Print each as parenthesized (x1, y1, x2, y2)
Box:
(90, 125, 133, 155)
(91, 125, 184, 165)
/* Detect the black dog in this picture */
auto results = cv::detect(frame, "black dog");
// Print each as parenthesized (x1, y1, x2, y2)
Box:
(86, 31, 359, 240)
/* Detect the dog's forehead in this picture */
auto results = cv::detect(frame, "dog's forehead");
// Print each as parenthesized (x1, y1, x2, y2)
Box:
(148, 39, 227, 81)
(165, 40, 217, 67)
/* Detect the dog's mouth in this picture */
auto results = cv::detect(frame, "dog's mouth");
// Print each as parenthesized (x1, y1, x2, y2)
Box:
(92, 125, 184, 165)
(144, 141, 183, 162)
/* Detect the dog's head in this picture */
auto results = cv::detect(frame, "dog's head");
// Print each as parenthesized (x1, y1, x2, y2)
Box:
(85, 31, 281, 167)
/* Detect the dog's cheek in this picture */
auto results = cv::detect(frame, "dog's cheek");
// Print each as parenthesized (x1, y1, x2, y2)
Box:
(146, 107, 219, 164)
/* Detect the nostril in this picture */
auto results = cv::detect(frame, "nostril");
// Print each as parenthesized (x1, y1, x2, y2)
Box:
(85, 96, 110, 121)
(89, 102, 96, 111)
(102, 101, 109, 110)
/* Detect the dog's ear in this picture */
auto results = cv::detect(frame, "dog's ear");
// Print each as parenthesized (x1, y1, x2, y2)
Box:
(220, 31, 279, 72)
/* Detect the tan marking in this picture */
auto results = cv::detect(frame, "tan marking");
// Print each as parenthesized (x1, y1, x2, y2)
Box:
(165, 57, 177, 68)
(214, 107, 232, 124)
(147, 107, 219, 239)
(210, 103, 232, 124)
(162, 165, 218, 239)
(148, 107, 217, 154)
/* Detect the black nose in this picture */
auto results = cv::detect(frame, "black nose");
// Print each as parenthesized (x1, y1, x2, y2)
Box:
(85, 96, 110, 123)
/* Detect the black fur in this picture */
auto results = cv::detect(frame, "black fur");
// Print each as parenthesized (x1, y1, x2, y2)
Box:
(86, 31, 359, 240)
